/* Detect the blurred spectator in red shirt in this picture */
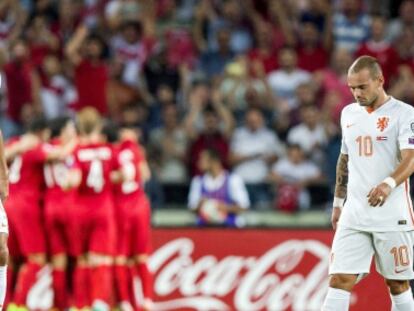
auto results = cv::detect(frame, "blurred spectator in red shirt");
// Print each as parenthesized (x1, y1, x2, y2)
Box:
(26, 14, 59, 68)
(355, 15, 399, 83)
(188, 106, 231, 177)
(1, 39, 41, 136)
(65, 25, 109, 115)
(247, 21, 279, 75)
(156, 0, 197, 68)
(296, 22, 329, 72)
(244, 0, 295, 75)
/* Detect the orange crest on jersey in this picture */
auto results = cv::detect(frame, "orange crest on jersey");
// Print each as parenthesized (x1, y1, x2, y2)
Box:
(377, 117, 389, 132)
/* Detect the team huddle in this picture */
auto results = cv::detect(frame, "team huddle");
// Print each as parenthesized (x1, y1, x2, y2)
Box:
(3, 107, 152, 311)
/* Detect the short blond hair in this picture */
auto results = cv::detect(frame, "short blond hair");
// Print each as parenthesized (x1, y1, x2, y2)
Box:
(76, 107, 102, 135)
(348, 55, 383, 79)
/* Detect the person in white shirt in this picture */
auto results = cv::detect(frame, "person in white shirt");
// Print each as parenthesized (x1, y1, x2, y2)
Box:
(287, 104, 328, 166)
(110, 21, 152, 87)
(322, 56, 414, 311)
(229, 107, 284, 207)
(269, 144, 324, 210)
(40, 55, 76, 119)
(188, 148, 249, 227)
(267, 47, 311, 109)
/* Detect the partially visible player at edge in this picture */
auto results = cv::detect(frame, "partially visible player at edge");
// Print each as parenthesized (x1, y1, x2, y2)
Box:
(322, 56, 414, 310)
(0, 129, 9, 311)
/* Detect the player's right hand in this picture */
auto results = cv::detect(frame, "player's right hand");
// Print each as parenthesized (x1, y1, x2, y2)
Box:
(331, 207, 342, 230)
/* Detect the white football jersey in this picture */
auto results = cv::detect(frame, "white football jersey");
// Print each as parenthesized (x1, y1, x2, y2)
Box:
(339, 97, 414, 231)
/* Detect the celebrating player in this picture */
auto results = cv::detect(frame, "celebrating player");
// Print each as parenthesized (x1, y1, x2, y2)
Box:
(70, 108, 117, 310)
(43, 116, 78, 310)
(102, 123, 153, 311)
(322, 56, 414, 310)
(5, 117, 75, 308)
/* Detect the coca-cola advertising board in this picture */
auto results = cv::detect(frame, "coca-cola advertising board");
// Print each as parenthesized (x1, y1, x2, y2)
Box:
(151, 228, 391, 311)
(25, 228, 392, 310)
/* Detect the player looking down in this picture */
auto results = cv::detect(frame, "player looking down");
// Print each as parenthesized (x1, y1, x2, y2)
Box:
(322, 56, 414, 310)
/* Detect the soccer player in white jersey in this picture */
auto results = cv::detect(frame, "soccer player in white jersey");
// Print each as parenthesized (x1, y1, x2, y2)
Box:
(322, 55, 414, 311)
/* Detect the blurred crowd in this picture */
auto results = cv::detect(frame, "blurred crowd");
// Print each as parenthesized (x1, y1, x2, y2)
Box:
(0, 0, 412, 210)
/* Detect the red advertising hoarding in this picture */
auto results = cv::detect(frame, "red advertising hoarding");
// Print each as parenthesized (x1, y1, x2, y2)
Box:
(24, 228, 392, 310)
(150, 229, 391, 311)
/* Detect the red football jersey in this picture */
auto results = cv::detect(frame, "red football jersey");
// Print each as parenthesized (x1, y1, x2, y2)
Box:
(8, 138, 48, 201)
(43, 139, 77, 202)
(113, 139, 146, 201)
(73, 142, 118, 198)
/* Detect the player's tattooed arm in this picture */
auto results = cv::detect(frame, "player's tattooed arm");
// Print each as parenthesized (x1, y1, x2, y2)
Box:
(334, 153, 348, 198)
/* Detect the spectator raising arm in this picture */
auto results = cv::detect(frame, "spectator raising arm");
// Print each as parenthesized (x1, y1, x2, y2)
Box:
(268, 0, 295, 47)
(211, 88, 235, 138)
(65, 25, 89, 66)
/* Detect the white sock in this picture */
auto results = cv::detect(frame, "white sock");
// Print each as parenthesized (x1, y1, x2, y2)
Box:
(391, 288, 414, 311)
(0, 266, 6, 310)
(92, 299, 110, 311)
(322, 287, 351, 311)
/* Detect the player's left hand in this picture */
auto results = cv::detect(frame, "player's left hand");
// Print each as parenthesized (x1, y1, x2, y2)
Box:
(367, 182, 392, 207)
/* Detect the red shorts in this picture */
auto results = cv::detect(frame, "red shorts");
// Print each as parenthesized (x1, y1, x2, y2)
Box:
(44, 194, 75, 256)
(116, 194, 151, 256)
(6, 196, 46, 256)
(71, 196, 116, 256)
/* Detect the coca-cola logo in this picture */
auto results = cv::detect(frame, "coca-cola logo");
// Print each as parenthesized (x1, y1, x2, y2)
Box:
(150, 238, 332, 311)
(26, 232, 372, 311)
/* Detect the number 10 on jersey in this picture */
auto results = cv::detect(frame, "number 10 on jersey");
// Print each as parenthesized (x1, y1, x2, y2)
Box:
(356, 136, 373, 156)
